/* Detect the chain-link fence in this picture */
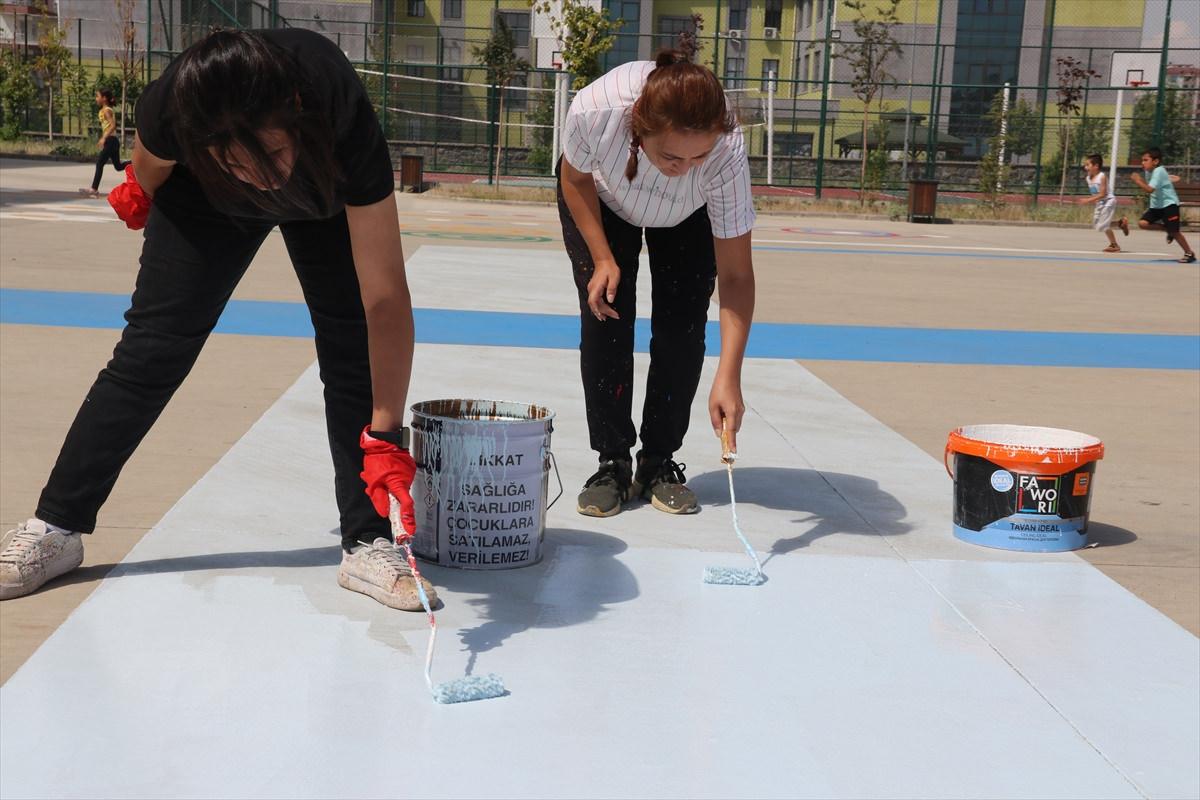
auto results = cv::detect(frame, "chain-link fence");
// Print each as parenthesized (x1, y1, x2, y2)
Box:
(3, 4, 1197, 201)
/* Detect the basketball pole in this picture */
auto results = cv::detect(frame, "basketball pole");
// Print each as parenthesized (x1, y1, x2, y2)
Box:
(1109, 86, 1123, 196)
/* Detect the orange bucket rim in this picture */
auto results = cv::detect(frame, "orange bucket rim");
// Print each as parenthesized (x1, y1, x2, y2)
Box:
(947, 424, 1104, 466)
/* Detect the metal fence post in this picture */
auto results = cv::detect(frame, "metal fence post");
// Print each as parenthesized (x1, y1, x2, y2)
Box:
(923, 0, 944, 179)
(381, 4, 391, 140)
(1153, 0, 1172, 143)
(814, 0, 835, 199)
(1031, 0, 1057, 206)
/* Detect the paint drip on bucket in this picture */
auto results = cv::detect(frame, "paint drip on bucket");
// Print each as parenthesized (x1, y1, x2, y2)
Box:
(945, 424, 1105, 552)
(410, 399, 560, 569)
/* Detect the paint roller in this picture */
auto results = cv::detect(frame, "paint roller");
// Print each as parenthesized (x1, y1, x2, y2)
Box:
(702, 421, 766, 586)
(388, 495, 508, 704)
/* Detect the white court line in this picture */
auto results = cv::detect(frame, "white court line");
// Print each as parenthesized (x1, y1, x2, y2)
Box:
(10, 202, 113, 213)
(755, 238, 1169, 256)
(0, 211, 114, 223)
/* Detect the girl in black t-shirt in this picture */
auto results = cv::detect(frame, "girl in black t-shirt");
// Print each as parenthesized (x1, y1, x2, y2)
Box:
(1, 30, 435, 612)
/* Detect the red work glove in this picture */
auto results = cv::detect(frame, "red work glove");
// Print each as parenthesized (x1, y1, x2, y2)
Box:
(107, 164, 152, 230)
(360, 426, 417, 539)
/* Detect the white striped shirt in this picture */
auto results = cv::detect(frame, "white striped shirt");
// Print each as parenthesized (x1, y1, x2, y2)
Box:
(562, 61, 756, 238)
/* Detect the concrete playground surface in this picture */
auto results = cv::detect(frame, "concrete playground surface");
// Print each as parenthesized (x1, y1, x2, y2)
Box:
(0, 159, 1197, 798)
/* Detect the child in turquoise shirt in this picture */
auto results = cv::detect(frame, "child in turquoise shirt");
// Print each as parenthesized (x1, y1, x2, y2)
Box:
(1130, 147, 1193, 263)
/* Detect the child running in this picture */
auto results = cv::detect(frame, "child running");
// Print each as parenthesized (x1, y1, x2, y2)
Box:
(1129, 147, 1195, 264)
(1079, 154, 1127, 253)
(78, 88, 130, 198)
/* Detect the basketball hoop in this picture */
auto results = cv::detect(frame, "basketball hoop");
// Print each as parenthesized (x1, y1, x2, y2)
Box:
(1129, 80, 1149, 88)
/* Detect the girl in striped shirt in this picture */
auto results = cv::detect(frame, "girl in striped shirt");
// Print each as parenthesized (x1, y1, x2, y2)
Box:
(558, 50, 756, 518)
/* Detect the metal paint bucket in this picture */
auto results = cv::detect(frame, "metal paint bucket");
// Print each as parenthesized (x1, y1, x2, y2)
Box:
(945, 424, 1105, 552)
(410, 399, 561, 569)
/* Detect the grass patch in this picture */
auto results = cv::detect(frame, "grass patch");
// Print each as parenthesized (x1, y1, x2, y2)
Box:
(422, 182, 1098, 225)
(0, 137, 93, 160)
(425, 182, 557, 204)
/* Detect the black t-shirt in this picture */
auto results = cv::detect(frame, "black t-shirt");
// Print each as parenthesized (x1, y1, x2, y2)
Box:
(136, 28, 393, 220)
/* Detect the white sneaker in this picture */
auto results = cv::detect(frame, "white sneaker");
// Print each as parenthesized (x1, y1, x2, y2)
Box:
(337, 538, 437, 612)
(0, 520, 84, 600)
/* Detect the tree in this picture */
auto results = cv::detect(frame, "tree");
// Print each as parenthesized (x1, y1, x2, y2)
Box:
(531, 0, 621, 90)
(984, 91, 1039, 164)
(526, 87, 555, 173)
(473, 17, 530, 187)
(62, 61, 93, 138)
(34, 19, 72, 141)
(674, 14, 706, 63)
(1129, 89, 1200, 168)
(0, 51, 37, 140)
(1052, 56, 1099, 200)
(111, 0, 143, 141)
(1046, 115, 1112, 194)
(837, 0, 903, 205)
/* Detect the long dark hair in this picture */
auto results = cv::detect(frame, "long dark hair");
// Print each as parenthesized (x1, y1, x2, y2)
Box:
(169, 29, 339, 217)
(626, 49, 737, 181)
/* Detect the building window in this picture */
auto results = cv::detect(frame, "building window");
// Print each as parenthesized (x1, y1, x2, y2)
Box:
(443, 39, 463, 82)
(774, 132, 813, 157)
(496, 10, 530, 48)
(761, 59, 779, 92)
(815, 0, 823, 23)
(505, 73, 528, 112)
(404, 43, 425, 76)
(658, 15, 694, 52)
(602, 0, 641, 71)
(765, 0, 783, 29)
(727, 0, 748, 30)
(407, 0, 425, 18)
(948, 0, 1025, 157)
(798, 0, 812, 30)
(724, 55, 745, 89)
(442, 0, 461, 19)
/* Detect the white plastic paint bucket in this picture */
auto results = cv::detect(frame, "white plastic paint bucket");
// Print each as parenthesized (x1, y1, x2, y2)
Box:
(410, 399, 561, 569)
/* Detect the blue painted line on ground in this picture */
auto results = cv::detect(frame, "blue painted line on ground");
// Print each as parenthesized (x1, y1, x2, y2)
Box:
(752, 245, 1185, 266)
(2, 288, 1197, 369)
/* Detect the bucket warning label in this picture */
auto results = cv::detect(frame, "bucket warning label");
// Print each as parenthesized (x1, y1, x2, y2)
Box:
(410, 421, 551, 570)
(1073, 473, 1091, 496)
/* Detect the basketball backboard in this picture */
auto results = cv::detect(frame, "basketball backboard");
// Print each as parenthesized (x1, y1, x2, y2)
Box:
(1109, 51, 1161, 88)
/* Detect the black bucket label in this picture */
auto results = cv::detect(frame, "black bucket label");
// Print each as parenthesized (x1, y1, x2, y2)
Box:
(952, 453, 1097, 552)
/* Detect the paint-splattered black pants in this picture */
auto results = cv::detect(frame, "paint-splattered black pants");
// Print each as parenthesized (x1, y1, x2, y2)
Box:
(557, 172, 717, 464)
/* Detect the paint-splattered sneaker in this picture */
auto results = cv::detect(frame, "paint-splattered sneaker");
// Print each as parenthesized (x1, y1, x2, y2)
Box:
(1180, 252, 1197, 264)
(77, 187, 99, 198)
(576, 458, 632, 517)
(633, 456, 698, 515)
(337, 538, 438, 611)
(0, 520, 84, 600)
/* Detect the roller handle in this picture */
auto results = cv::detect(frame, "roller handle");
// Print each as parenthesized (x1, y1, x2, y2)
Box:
(721, 420, 736, 464)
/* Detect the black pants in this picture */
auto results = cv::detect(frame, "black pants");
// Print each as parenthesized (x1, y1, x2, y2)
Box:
(557, 171, 716, 464)
(91, 136, 129, 191)
(36, 178, 386, 550)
